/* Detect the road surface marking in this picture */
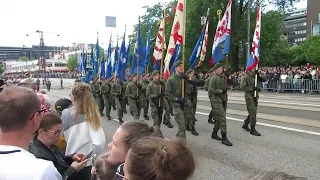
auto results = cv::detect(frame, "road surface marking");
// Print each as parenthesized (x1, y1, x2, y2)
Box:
(196, 111, 320, 136)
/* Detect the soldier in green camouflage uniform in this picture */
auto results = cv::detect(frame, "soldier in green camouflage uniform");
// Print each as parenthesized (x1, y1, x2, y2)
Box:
(111, 75, 124, 124)
(165, 61, 189, 141)
(125, 73, 142, 120)
(140, 73, 150, 120)
(93, 78, 104, 115)
(208, 63, 233, 146)
(204, 68, 215, 124)
(146, 70, 165, 127)
(240, 68, 267, 136)
(101, 78, 112, 120)
(184, 69, 204, 136)
(162, 78, 174, 128)
(122, 75, 132, 114)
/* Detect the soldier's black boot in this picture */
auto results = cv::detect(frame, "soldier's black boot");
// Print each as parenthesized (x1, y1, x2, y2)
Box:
(211, 130, 222, 140)
(186, 126, 191, 131)
(144, 115, 149, 120)
(208, 119, 215, 124)
(166, 121, 173, 128)
(242, 121, 250, 132)
(250, 125, 261, 136)
(107, 115, 111, 120)
(191, 127, 199, 136)
(119, 118, 124, 124)
(221, 133, 233, 146)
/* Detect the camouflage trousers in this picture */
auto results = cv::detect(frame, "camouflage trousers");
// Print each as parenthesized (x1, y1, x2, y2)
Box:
(184, 98, 196, 128)
(141, 98, 149, 116)
(245, 98, 258, 126)
(212, 100, 227, 134)
(128, 98, 141, 120)
(173, 103, 186, 140)
(150, 99, 163, 127)
(103, 95, 112, 116)
(114, 96, 123, 119)
(95, 94, 104, 114)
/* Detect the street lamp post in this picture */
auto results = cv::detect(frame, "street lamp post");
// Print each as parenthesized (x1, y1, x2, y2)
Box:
(26, 30, 59, 81)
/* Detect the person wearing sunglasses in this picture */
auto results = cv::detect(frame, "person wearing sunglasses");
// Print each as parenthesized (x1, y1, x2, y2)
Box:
(29, 112, 88, 180)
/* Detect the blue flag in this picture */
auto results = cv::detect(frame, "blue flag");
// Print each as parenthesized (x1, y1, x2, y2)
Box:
(170, 44, 182, 73)
(130, 23, 145, 76)
(189, 29, 205, 69)
(144, 24, 151, 66)
(116, 30, 126, 81)
(100, 56, 105, 79)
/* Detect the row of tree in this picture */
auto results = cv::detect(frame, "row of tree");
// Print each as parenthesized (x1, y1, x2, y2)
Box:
(129, 0, 319, 72)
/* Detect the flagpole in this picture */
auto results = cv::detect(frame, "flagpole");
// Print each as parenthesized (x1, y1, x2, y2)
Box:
(97, 31, 101, 82)
(254, 1, 261, 98)
(159, 3, 166, 107)
(196, 8, 210, 69)
(137, 17, 140, 97)
(181, 0, 186, 98)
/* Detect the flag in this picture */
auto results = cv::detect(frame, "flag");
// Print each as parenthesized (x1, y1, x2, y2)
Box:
(116, 29, 126, 81)
(105, 34, 113, 79)
(153, 11, 166, 70)
(170, 44, 182, 73)
(189, 29, 205, 69)
(130, 22, 145, 76)
(144, 24, 151, 66)
(210, 0, 232, 65)
(163, 0, 185, 80)
(197, 12, 210, 68)
(130, 42, 137, 75)
(246, 3, 261, 71)
(100, 56, 105, 79)
(81, 49, 86, 82)
(122, 45, 130, 80)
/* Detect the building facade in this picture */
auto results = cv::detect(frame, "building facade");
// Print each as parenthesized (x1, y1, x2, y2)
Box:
(283, 8, 308, 44)
(4, 59, 68, 74)
(307, 0, 320, 36)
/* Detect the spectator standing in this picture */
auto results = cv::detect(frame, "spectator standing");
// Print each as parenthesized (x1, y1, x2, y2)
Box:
(62, 83, 106, 180)
(0, 86, 61, 180)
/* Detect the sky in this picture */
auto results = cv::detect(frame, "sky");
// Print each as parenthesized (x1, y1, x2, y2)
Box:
(0, 0, 307, 49)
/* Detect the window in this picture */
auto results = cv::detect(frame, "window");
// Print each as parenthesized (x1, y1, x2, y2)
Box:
(313, 24, 320, 35)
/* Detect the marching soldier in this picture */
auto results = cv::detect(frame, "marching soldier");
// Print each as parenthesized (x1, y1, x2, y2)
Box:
(162, 77, 174, 128)
(122, 75, 132, 114)
(125, 73, 142, 120)
(208, 63, 235, 146)
(101, 78, 112, 120)
(111, 75, 124, 124)
(140, 73, 150, 120)
(146, 70, 165, 127)
(204, 68, 215, 124)
(93, 78, 104, 115)
(165, 61, 189, 141)
(240, 68, 267, 136)
(184, 69, 205, 136)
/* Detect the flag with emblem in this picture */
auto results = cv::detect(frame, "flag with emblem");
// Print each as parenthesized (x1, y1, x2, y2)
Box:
(144, 24, 151, 67)
(209, 0, 232, 65)
(105, 34, 113, 79)
(163, 0, 185, 80)
(196, 9, 210, 68)
(246, 3, 261, 71)
(153, 10, 166, 70)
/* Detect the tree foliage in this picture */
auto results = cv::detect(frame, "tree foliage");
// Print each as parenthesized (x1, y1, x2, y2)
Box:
(20, 56, 30, 62)
(67, 56, 78, 71)
(131, 0, 309, 72)
(0, 64, 3, 75)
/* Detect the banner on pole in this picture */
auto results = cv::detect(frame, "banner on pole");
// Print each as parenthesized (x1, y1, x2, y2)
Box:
(105, 16, 116, 28)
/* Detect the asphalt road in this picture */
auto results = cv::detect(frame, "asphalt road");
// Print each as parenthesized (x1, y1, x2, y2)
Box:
(46, 79, 319, 180)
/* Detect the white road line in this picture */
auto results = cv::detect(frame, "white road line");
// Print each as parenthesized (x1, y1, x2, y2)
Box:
(196, 111, 320, 136)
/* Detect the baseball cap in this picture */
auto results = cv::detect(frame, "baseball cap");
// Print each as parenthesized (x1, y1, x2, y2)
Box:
(55, 98, 72, 113)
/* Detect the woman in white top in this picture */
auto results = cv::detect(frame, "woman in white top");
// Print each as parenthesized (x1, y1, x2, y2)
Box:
(62, 83, 106, 180)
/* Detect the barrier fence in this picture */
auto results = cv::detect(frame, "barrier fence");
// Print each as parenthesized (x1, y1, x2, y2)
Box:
(261, 79, 320, 93)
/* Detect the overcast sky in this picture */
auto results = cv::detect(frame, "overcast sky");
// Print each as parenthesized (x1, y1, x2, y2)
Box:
(0, 0, 307, 49)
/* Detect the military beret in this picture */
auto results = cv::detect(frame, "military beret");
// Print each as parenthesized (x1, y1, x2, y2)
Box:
(186, 69, 194, 74)
(141, 73, 147, 77)
(173, 60, 182, 67)
(131, 72, 137, 76)
(151, 70, 160, 76)
(213, 63, 222, 70)
(208, 68, 214, 73)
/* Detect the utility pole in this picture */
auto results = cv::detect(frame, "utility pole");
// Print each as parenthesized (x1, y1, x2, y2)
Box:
(246, 0, 252, 66)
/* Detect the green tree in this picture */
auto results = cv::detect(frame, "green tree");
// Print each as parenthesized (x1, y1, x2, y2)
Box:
(67, 56, 79, 71)
(20, 56, 30, 62)
(131, 0, 299, 71)
(0, 64, 3, 75)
